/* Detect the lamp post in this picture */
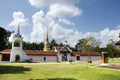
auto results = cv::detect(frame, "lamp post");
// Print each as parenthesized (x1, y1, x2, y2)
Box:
(109, 39, 115, 59)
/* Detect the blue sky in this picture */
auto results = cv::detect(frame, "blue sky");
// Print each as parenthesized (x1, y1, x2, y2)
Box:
(0, 0, 120, 47)
(78, 0, 120, 32)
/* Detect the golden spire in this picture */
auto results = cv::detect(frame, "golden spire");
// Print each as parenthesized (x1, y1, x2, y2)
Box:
(43, 26, 51, 51)
(46, 26, 49, 42)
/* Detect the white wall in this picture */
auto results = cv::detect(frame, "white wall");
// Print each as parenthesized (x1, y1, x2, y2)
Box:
(72, 56, 101, 61)
(71, 56, 76, 61)
(28, 55, 101, 62)
(10, 47, 29, 62)
(29, 55, 57, 62)
(89, 56, 101, 60)
(57, 53, 62, 62)
(80, 56, 89, 61)
(67, 53, 71, 61)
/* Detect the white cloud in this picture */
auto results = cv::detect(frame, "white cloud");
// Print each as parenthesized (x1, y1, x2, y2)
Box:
(59, 18, 74, 25)
(99, 28, 120, 47)
(22, 35, 30, 42)
(51, 23, 74, 40)
(9, 34, 14, 42)
(9, 11, 28, 27)
(28, 0, 55, 8)
(61, 31, 81, 47)
(28, 0, 82, 46)
(30, 10, 74, 43)
(47, 4, 81, 18)
(27, 0, 120, 48)
(29, 10, 120, 47)
(28, 0, 82, 18)
(28, 0, 79, 8)
(30, 10, 46, 42)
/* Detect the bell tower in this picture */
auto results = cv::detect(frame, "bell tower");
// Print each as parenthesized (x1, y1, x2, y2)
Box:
(43, 27, 51, 51)
(10, 24, 28, 62)
(12, 24, 23, 49)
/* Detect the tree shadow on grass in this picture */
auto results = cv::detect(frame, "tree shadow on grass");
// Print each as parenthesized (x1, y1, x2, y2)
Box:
(30, 78, 77, 80)
(0, 65, 30, 74)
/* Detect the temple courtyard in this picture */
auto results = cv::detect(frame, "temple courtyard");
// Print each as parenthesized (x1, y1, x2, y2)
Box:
(0, 58, 120, 80)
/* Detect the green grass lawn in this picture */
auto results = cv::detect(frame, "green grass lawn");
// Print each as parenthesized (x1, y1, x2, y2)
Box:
(0, 61, 120, 80)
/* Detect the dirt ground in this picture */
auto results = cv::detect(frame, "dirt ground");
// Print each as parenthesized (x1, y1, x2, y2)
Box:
(98, 64, 120, 70)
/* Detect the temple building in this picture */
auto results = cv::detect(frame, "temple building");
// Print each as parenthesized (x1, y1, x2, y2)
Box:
(0, 26, 101, 62)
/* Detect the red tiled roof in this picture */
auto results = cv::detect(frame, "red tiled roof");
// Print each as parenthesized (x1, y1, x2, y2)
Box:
(0, 49, 101, 56)
(72, 52, 101, 56)
(0, 49, 57, 56)
(0, 49, 11, 54)
(25, 50, 57, 56)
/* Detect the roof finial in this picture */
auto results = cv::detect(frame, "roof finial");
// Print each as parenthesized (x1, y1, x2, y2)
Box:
(16, 23, 21, 37)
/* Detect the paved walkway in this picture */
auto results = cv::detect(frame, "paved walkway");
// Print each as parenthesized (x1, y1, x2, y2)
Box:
(97, 64, 120, 70)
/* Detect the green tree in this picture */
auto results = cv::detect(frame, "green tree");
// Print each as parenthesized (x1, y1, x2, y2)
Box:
(23, 41, 44, 50)
(94, 45, 101, 53)
(106, 39, 120, 58)
(0, 27, 11, 51)
(75, 37, 101, 52)
(50, 39, 58, 49)
(6, 41, 12, 49)
(75, 38, 88, 52)
(59, 42, 65, 47)
(38, 42, 44, 50)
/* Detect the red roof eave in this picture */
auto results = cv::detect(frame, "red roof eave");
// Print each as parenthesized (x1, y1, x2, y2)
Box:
(0, 49, 101, 56)
(72, 52, 101, 56)
(25, 50, 57, 56)
(0, 49, 11, 54)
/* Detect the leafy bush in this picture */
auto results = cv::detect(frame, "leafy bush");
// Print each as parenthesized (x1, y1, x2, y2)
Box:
(57, 60, 60, 63)
(69, 60, 73, 64)
(25, 58, 32, 63)
(87, 60, 92, 63)
(69, 60, 73, 62)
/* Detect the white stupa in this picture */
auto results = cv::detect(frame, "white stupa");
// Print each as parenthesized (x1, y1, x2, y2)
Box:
(10, 24, 29, 62)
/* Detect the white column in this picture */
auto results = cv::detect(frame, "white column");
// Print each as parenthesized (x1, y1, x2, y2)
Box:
(67, 53, 72, 61)
(57, 52, 62, 62)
